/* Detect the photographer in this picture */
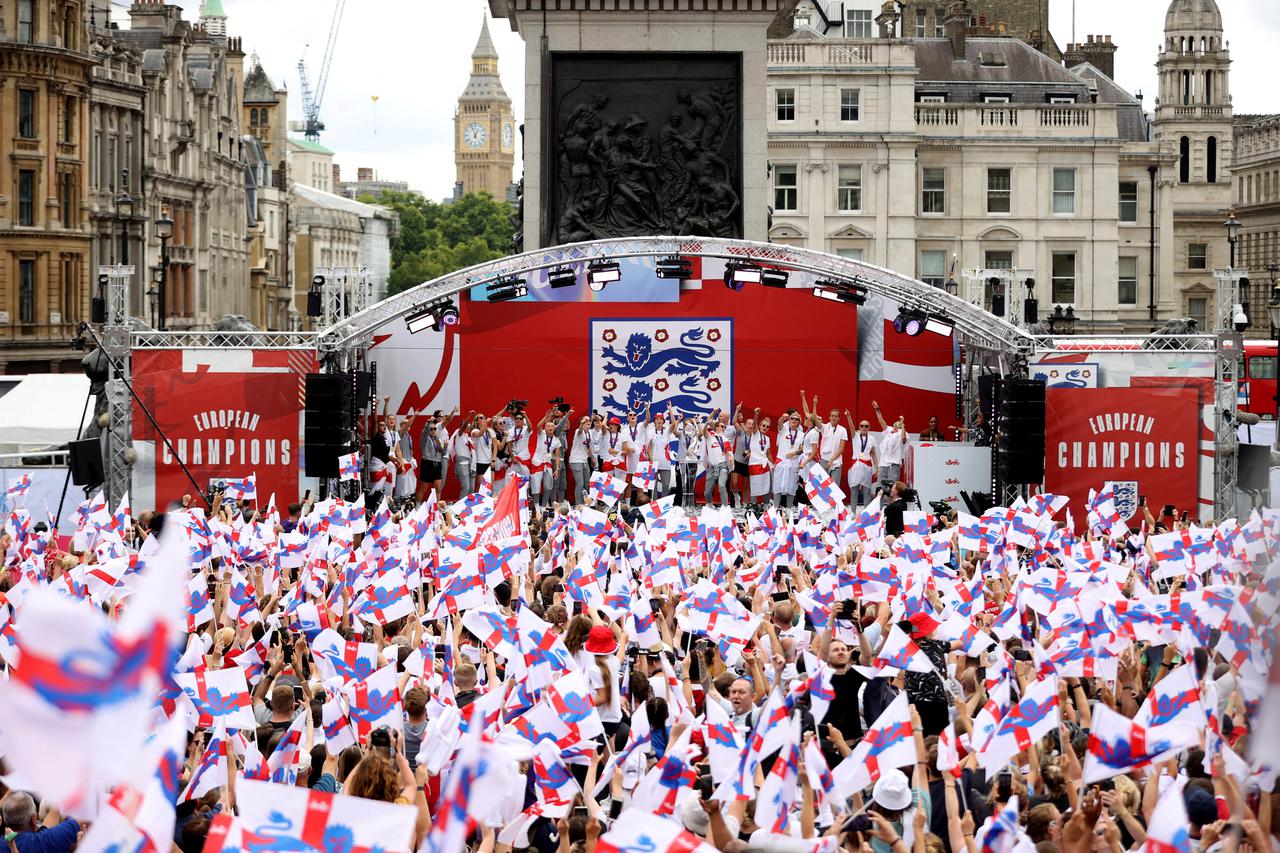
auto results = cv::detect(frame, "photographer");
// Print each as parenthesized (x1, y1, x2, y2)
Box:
(884, 480, 910, 537)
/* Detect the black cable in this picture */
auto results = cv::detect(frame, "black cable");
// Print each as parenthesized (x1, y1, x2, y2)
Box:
(53, 381, 94, 530)
(77, 323, 212, 510)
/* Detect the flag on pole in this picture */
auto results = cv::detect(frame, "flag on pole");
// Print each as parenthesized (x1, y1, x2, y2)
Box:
(338, 452, 361, 482)
(222, 474, 257, 502)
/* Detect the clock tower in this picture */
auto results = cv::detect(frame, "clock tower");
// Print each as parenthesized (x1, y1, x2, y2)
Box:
(455, 16, 516, 200)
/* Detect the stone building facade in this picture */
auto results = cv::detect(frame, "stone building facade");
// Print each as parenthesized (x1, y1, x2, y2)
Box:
(242, 56, 292, 330)
(766, 0, 1231, 333)
(288, 138, 335, 194)
(1233, 115, 1280, 336)
(0, 0, 94, 374)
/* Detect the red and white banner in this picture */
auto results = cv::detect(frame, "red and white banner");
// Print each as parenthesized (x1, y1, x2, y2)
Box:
(132, 349, 313, 507)
(1044, 387, 1198, 528)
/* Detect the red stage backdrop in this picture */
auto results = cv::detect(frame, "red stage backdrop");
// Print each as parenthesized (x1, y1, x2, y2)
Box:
(132, 349, 312, 506)
(1044, 387, 1198, 526)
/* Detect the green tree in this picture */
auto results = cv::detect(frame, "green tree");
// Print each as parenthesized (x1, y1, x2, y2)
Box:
(367, 190, 514, 296)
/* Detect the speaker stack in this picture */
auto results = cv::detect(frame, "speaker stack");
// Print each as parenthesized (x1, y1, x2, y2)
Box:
(304, 373, 354, 478)
(997, 378, 1047, 485)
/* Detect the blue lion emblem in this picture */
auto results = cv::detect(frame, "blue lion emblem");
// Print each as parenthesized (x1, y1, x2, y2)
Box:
(602, 329, 718, 378)
(601, 375, 714, 418)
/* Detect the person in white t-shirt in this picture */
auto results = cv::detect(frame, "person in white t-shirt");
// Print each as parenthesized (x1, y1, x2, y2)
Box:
(722, 405, 742, 509)
(772, 409, 805, 508)
(701, 417, 732, 506)
(567, 415, 596, 505)
(619, 408, 648, 505)
(819, 407, 847, 485)
(844, 410, 879, 510)
(872, 400, 909, 485)
(746, 416, 773, 505)
(679, 415, 702, 509)
(452, 414, 476, 497)
(529, 419, 562, 508)
(649, 412, 675, 499)
(472, 416, 495, 482)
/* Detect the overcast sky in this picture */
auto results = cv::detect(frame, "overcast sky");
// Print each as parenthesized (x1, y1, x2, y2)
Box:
(142, 0, 1279, 200)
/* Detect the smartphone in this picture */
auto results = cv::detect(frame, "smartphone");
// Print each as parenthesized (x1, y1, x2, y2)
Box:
(369, 728, 392, 755)
(771, 591, 790, 602)
(1012, 648, 1033, 662)
(293, 684, 303, 703)
(303, 489, 312, 502)
(649, 598, 662, 615)
(553, 583, 565, 595)
(1162, 504, 1175, 517)
(1138, 495, 1146, 507)
(1180, 511, 1189, 523)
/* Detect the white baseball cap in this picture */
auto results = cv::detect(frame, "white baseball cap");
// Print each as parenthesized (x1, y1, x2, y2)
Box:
(872, 768, 913, 811)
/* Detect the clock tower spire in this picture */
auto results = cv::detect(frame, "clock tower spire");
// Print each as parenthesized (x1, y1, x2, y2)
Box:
(454, 15, 515, 201)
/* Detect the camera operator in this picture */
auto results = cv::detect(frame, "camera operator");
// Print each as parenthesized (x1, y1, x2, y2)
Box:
(883, 480, 909, 537)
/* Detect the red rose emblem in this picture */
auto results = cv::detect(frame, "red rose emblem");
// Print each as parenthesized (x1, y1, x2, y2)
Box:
(707, 378, 721, 392)
(707, 329, 722, 342)
(655, 329, 669, 343)
(603, 378, 617, 392)
(602, 329, 617, 343)
(656, 378, 670, 392)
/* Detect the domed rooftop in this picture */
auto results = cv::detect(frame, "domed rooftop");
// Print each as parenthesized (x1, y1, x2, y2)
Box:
(1165, 0, 1222, 34)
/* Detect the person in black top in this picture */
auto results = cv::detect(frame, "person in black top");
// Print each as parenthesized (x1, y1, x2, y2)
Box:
(884, 480, 908, 537)
(818, 622, 868, 768)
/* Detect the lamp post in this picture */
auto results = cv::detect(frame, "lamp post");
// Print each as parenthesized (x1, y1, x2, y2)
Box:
(1225, 211, 1241, 269)
(115, 190, 133, 266)
(155, 210, 173, 331)
(146, 284, 159, 330)
(1049, 304, 1076, 335)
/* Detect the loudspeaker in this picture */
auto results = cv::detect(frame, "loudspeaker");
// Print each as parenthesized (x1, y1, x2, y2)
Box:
(304, 373, 353, 478)
(68, 437, 104, 486)
(1238, 443, 1272, 492)
(997, 378, 1046, 484)
(352, 370, 374, 406)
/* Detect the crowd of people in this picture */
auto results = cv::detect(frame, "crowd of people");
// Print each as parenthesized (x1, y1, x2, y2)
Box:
(0, 422, 1274, 853)
(367, 394, 987, 514)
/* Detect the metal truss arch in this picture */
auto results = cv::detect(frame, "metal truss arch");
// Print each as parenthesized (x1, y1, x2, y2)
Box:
(315, 237, 1036, 354)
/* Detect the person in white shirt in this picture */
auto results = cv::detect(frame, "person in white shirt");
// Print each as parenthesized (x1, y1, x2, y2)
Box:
(587, 412, 606, 471)
(701, 417, 732, 506)
(452, 414, 476, 497)
(619, 408, 648, 505)
(871, 400, 908, 485)
(601, 416, 625, 474)
(394, 413, 418, 499)
(472, 416, 495, 482)
(529, 419, 562, 508)
(844, 410, 879, 510)
(567, 415, 595, 505)
(746, 416, 773, 505)
(504, 410, 533, 482)
(649, 412, 675, 499)
(772, 409, 804, 508)
(819, 406, 847, 485)
(679, 415, 702, 509)
(731, 406, 751, 508)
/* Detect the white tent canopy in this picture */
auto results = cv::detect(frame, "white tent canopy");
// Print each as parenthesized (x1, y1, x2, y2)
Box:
(0, 374, 92, 455)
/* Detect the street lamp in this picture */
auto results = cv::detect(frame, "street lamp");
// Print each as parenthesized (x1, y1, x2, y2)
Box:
(1049, 304, 1076, 335)
(146, 284, 159, 330)
(1225, 211, 1242, 268)
(115, 189, 133, 266)
(155, 210, 173, 331)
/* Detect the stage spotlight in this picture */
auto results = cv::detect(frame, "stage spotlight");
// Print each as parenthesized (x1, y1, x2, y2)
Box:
(904, 314, 926, 336)
(405, 298, 460, 334)
(405, 309, 435, 334)
(547, 266, 577, 289)
(656, 256, 693, 279)
(894, 307, 927, 335)
(486, 276, 527, 303)
(724, 262, 762, 291)
(812, 286, 866, 305)
(760, 268, 790, 288)
(924, 316, 954, 337)
(587, 260, 621, 292)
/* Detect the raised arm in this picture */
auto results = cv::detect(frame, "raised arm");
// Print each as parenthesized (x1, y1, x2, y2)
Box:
(871, 400, 888, 430)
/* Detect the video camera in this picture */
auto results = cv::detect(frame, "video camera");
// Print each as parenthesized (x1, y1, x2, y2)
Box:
(549, 396, 571, 414)
(507, 399, 528, 414)
(928, 499, 953, 516)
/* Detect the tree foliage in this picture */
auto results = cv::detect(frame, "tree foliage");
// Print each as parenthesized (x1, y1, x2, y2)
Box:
(362, 191, 514, 296)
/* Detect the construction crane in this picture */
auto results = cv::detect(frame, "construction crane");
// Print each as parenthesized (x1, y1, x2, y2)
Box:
(292, 0, 346, 142)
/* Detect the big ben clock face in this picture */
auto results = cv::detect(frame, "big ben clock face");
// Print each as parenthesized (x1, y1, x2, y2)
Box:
(464, 122, 487, 148)
(502, 122, 513, 148)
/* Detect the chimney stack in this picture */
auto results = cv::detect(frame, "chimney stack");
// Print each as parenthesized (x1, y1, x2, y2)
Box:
(945, 0, 970, 60)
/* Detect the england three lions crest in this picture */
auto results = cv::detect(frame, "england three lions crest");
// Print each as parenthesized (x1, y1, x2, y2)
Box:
(1105, 480, 1139, 521)
(591, 319, 732, 418)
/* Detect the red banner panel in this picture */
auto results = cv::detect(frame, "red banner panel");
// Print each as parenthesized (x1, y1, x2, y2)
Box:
(132, 349, 311, 507)
(1044, 387, 1199, 526)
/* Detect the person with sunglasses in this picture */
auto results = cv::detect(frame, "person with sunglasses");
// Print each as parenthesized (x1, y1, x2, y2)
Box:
(844, 409, 879, 510)
(772, 409, 804, 508)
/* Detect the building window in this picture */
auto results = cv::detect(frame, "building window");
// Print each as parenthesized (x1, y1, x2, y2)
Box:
(18, 0, 34, 43)
(1188, 297, 1208, 328)
(934, 9, 945, 37)
(1207, 136, 1218, 184)
(837, 165, 863, 212)
(837, 248, 864, 260)
(921, 167, 945, 214)
(794, 11, 811, 29)
(62, 96, 75, 142)
(773, 164, 798, 211)
(249, 108, 258, 127)
(19, 90, 39, 140)
(1179, 136, 1190, 183)
(840, 89, 860, 122)
(987, 168, 1011, 214)
(1052, 252, 1076, 303)
(17, 260, 36, 324)
(1052, 168, 1076, 215)
(918, 94, 946, 104)
(1249, 355, 1277, 380)
(1119, 181, 1139, 223)
(60, 172, 73, 228)
(845, 9, 873, 37)
(1188, 243, 1207, 269)
(982, 94, 1011, 104)
(1118, 256, 1138, 305)
(107, 138, 117, 191)
(920, 250, 947, 286)
(1048, 95, 1077, 104)
(915, 8, 927, 37)
(985, 251, 1013, 270)
(775, 89, 795, 122)
(17, 170, 35, 226)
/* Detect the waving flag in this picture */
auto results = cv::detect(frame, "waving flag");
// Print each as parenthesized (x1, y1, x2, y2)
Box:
(207, 779, 416, 853)
(804, 462, 846, 520)
(353, 568, 415, 626)
(595, 808, 717, 853)
(180, 727, 229, 802)
(517, 607, 574, 691)
(1082, 704, 1200, 784)
(321, 695, 359, 756)
(978, 677, 1059, 772)
(5, 473, 32, 502)
(588, 471, 626, 508)
(341, 664, 403, 741)
(176, 666, 256, 731)
(977, 795, 1034, 853)
(1135, 664, 1205, 729)
(312, 629, 381, 684)
(832, 693, 916, 797)
(857, 624, 935, 676)
(77, 716, 187, 853)
(462, 605, 519, 661)
(532, 738, 581, 806)
(338, 451, 361, 482)
(1144, 779, 1191, 853)
(755, 712, 802, 833)
(222, 473, 257, 502)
